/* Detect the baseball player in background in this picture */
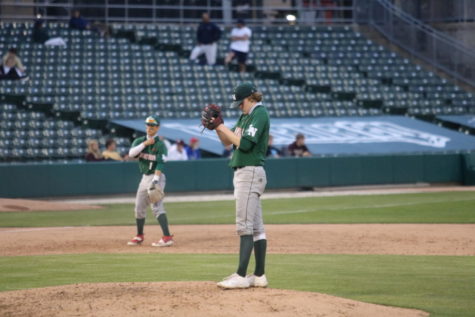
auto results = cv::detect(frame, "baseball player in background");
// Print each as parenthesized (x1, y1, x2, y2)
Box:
(206, 82, 270, 289)
(127, 115, 174, 247)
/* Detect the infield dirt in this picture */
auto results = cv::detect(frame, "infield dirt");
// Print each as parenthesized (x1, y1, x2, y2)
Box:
(0, 282, 429, 317)
(1, 224, 474, 256)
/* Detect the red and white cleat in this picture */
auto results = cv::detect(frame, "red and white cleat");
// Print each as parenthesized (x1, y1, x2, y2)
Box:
(127, 234, 144, 246)
(151, 235, 174, 247)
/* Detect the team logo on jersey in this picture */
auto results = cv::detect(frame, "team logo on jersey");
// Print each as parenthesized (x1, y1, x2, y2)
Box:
(246, 124, 258, 137)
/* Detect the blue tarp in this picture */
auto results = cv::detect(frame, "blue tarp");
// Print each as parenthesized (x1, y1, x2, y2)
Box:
(437, 115, 475, 129)
(112, 116, 475, 155)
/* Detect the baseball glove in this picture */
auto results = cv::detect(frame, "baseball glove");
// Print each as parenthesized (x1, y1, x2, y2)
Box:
(148, 183, 165, 204)
(201, 104, 223, 130)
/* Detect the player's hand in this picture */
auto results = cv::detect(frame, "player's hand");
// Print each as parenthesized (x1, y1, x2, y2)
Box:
(143, 138, 155, 146)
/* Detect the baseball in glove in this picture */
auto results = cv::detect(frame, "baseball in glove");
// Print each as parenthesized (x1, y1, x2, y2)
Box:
(201, 104, 223, 130)
(148, 183, 165, 204)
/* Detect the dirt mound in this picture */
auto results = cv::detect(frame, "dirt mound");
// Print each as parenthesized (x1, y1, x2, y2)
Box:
(1, 224, 474, 256)
(0, 198, 101, 212)
(0, 282, 428, 317)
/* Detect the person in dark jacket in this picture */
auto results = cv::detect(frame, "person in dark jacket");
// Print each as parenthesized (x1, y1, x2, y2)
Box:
(189, 12, 221, 65)
(69, 9, 89, 30)
(32, 19, 66, 46)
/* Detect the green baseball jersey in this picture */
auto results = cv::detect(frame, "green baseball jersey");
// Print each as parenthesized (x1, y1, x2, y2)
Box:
(131, 136, 168, 175)
(230, 105, 270, 168)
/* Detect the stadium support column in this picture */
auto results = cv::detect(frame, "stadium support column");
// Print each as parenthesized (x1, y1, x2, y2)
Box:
(222, 0, 232, 26)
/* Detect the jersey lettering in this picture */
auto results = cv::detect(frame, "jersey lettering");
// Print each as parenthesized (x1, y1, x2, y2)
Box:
(139, 153, 157, 161)
(247, 124, 258, 137)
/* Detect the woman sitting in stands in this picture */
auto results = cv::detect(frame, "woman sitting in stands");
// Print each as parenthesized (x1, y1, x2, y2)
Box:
(85, 139, 105, 162)
(0, 48, 27, 80)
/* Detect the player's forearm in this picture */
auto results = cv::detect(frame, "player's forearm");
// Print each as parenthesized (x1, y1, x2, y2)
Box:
(216, 125, 240, 148)
(129, 143, 145, 157)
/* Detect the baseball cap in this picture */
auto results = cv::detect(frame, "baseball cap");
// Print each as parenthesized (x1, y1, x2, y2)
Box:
(237, 18, 245, 25)
(176, 140, 185, 146)
(190, 137, 199, 144)
(231, 82, 257, 108)
(145, 115, 160, 126)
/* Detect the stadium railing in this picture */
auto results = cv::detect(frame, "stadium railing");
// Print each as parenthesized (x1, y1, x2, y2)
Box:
(0, 1, 354, 25)
(354, 0, 475, 89)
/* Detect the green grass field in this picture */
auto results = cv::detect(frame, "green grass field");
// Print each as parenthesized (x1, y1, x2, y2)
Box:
(1, 191, 474, 317)
(1, 191, 474, 227)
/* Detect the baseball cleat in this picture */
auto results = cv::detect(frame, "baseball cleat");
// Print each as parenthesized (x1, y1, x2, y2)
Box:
(247, 274, 268, 288)
(151, 235, 174, 247)
(127, 234, 144, 246)
(217, 273, 250, 289)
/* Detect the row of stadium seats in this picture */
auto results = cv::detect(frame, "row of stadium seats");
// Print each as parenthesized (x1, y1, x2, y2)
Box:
(0, 22, 474, 162)
(0, 103, 131, 161)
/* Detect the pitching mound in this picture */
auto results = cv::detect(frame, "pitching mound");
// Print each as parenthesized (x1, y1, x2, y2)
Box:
(0, 198, 101, 212)
(0, 282, 428, 317)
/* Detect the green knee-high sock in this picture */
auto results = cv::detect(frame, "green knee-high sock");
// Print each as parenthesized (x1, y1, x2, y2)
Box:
(157, 214, 171, 236)
(253, 239, 267, 276)
(237, 235, 254, 277)
(136, 218, 145, 235)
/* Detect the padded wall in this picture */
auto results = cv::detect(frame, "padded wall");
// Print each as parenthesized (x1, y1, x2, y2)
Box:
(0, 153, 466, 198)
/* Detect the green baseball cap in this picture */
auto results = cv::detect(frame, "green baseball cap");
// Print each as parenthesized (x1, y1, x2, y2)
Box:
(231, 82, 257, 108)
(145, 115, 160, 126)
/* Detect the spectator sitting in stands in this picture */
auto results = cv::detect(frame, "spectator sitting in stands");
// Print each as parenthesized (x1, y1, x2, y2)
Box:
(32, 19, 67, 47)
(85, 139, 105, 161)
(167, 140, 188, 161)
(69, 9, 89, 30)
(186, 137, 202, 160)
(266, 135, 281, 158)
(189, 12, 221, 66)
(69, 9, 110, 37)
(102, 139, 124, 161)
(1, 49, 26, 80)
(288, 133, 312, 157)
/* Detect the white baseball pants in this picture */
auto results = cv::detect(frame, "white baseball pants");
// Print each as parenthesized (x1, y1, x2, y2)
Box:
(233, 166, 267, 237)
(134, 173, 166, 219)
(190, 43, 217, 65)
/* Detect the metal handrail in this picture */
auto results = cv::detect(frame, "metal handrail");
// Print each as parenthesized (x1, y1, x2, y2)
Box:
(363, 0, 475, 88)
(0, 2, 355, 25)
(378, 0, 475, 58)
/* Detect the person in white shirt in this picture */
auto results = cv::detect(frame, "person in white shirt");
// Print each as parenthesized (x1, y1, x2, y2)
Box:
(225, 19, 252, 73)
(166, 140, 188, 161)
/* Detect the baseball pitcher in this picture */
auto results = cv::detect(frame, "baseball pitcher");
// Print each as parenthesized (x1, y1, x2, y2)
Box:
(201, 82, 270, 289)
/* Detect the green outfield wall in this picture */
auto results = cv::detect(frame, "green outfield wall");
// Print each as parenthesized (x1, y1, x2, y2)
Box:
(0, 153, 471, 198)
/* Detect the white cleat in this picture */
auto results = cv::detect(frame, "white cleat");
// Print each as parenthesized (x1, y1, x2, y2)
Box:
(247, 274, 268, 288)
(217, 273, 250, 289)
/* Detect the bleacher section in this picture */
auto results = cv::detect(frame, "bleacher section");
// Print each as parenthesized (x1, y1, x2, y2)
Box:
(0, 103, 130, 162)
(0, 22, 474, 162)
